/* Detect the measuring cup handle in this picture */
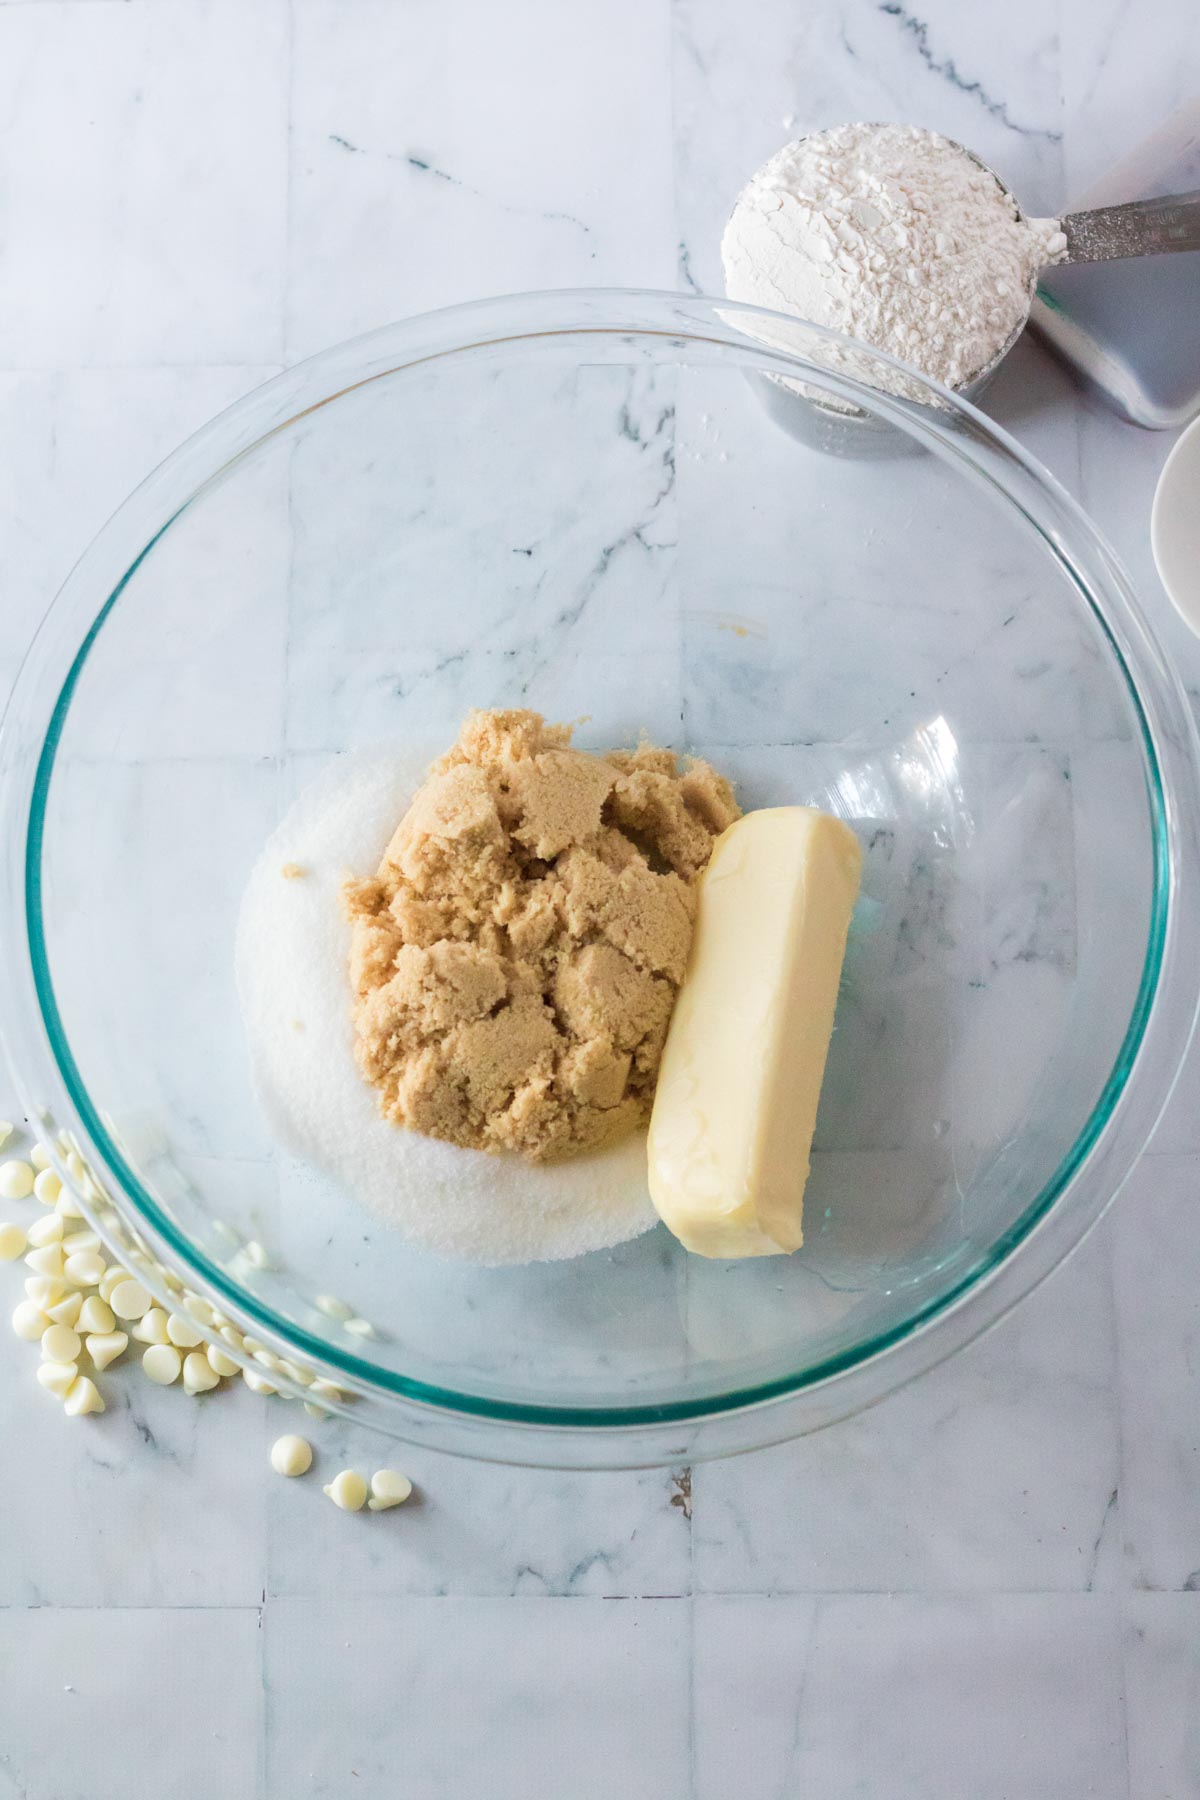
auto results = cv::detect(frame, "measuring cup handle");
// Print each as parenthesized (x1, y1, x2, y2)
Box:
(1060, 189, 1200, 263)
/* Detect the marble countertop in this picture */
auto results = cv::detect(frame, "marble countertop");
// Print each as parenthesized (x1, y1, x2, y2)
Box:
(2, 2, 1199, 1795)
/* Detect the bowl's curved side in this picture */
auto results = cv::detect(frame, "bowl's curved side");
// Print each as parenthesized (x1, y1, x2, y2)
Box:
(2, 291, 1198, 1465)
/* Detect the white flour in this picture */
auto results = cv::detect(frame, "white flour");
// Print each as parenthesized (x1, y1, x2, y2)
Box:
(722, 122, 1066, 396)
(235, 748, 657, 1266)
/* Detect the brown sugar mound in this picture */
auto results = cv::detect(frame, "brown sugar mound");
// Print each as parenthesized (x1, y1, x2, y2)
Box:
(343, 710, 740, 1163)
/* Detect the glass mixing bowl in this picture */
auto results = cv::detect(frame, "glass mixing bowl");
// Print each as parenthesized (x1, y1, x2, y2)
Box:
(2, 292, 1198, 1468)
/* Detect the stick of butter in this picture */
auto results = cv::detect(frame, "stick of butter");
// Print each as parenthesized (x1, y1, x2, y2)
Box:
(647, 807, 861, 1258)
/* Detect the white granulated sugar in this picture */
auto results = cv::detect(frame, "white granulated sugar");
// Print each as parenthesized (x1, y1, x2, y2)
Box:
(722, 122, 1067, 396)
(235, 747, 657, 1266)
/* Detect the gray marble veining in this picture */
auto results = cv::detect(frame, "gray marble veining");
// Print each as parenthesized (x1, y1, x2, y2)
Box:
(0, 1, 1198, 1795)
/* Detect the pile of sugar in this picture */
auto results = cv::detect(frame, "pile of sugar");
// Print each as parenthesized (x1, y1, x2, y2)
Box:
(235, 747, 658, 1266)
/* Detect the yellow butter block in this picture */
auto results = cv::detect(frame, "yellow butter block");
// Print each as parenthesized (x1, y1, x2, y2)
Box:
(647, 807, 861, 1258)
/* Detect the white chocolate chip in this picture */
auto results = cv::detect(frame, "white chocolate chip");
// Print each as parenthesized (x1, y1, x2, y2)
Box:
(0, 1123, 12, 1152)
(182, 1351, 219, 1394)
(77, 1296, 115, 1335)
(98, 1267, 125, 1304)
(219, 1324, 245, 1351)
(242, 1367, 277, 1396)
(61, 1228, 100, 1257)
(323, 1469, 367, 1511)
(166, 1314, 204, 1349)
(45, 1290, 83, 1328)
(87, 1331, 128, 1371)
(270, 1434, 313, 1477)
(182, 1294, 215, 1326)
(343, 1318, 375, 1339)
(309, 1379, 346, 1401)
(252, 1349, 281, 1372)
(315, 1294, 354, 1322)
(0, 1222, 27, 1261)
(243, 1240, 271, 1270)
(37, 1360, 78, 1399)
(30, 1142, 51, 1171)
(25, 1276, 66, 1310)
(64, 1375, 105, 1416)
(303, 1401, 328, 1419)
(26, 1213, 65, 1248)
(367, 1469, 413, 1511)
(41, 1324, 82, 1363)
(12, 1301, 50, 1341)
(132, 1307, 170, 1346)
(276, 1359, 312, 1387)
(33, 1169, 62, 1208)
(206, 1344, 241, 1378)
(64, 1251, 106, 1287)
(142, 1344, 182, 1385)
(25, 1244, 66, 1280)
(241, 1336, 266, 1356)
(0, 1161, 35, 1201)
(109, 1279, 151, 1321)
(55, 1188, 85, 1220)
(65, 1151, 86, 1183)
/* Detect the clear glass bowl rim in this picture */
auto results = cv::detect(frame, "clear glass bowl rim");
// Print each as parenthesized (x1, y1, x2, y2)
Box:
(3, 289, 1199, 1458)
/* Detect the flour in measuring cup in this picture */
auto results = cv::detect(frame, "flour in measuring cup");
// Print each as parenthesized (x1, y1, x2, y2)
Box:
(722, 122, 1066, 398)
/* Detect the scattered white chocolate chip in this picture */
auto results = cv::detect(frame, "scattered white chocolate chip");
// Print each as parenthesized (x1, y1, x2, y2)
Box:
(0, 1161, 35, 1201)
(270, 1434, 313, 1477)
(218, 1324, 245, 1351)
(55, 1188, 85, 1220)
(37, 1360, 78, 1399)
(87, 1331, 128, 1371)
(276, 1359, 312, 1387)
(64, 1251, 106, 1287)
(30, 1142, 51, 1171)
(26, 1213, 65, 1248)
(64, 1374, 105, 1416)
(182, 1294, 215, 1326)
(45, 1290, 83, 1328)
(182, 1351, 219, 1395)
(109, 1279, 151, 1321)
(12, 1301, 50, 1341)
(132, 1307, 170, 1346)
(323, 1469, 367, 1511)
(142, 1344, 182, 1385)
(0, 1222, 27, 1261)
(241, 1335, 267, 1356)
(206, 1343, 241, 1378)
(33, 1169, 62, 1208)
(367, 1469, 413, 1511)
(26, 1244, 66, 1280)
(243, 1240, 271, 1270)
(252, 1349, 281, 1372)
(77, 1296, 115, 1335)
(41, 1324, 82, 1364)
(315, 1294, 354, 1322)
(343, 1318, 375, 1340)
(98, 1267, 126, 1304)
(166, 1314, 203, 1349)
(242, 1368, 277, 1396)
(61, 1228, 100, 1257)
